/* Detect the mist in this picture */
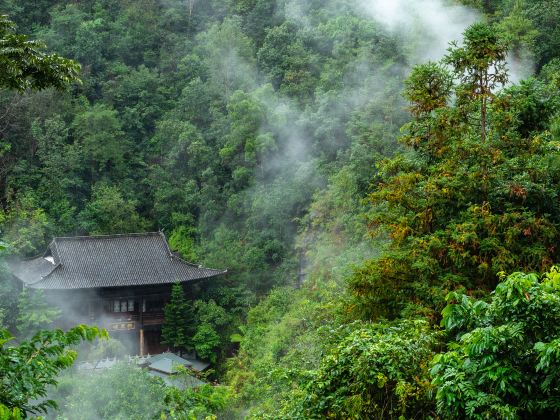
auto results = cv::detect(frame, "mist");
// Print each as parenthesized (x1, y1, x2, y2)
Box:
(357, 0, 479, 62)
(234, 0, 486, 290)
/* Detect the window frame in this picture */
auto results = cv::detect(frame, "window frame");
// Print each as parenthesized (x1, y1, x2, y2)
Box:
(111, 298, 136, 313)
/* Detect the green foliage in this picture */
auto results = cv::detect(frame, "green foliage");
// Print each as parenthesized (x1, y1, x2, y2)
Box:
(496, 1, 538, 62)
(193, 299, 231, 356)
(50, 362, 232, 419)
(225, 279, 353, 417)
(0, 324, 106, 417)
(257, 21, 319, 99)
(432, 267, 560, 419)
(168, 226, 198, 262)
(349, 23, 560, 320)
(0, 243, 17, 331)
(225, 100, 402, 416)
(162, 283, 195, 353)
(16, 288, 61, 339)
(56, 363, 168, 420)
(192, 323, 221, 364)
(0, 404, 21, 420)
(465, 0, 560, 71)
(445, 22, 509, 142)
(71, 104, 129, 183)
(185, 299, 231, 363)
(164, 382, 233, 420)
(289, 320, 438, 419)
(0, 193, 52, 256)
(196, 16, 256, 97)
(0, 14, 80, 92)
(2, 2, 560, 418)
(85, 337, 128, 361)
(78, 183, 151, 234)
(403, 62, 453, 119)
(445, 22, 509, 89)
(524, 0, 560, 70)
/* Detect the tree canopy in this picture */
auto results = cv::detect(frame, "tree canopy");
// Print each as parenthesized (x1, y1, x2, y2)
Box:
(433, 268, 560, 418)
(0, 14, 80, 92)
(349, 23, 560, 320)
(0, 325, 106, 417)
(1, 1, 560, 419)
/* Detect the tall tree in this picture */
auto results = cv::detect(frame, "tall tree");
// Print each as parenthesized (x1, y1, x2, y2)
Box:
(349, 23, 560, 320)
(71, 104, 129, 184)
(444, 22, 509, 143)
(161, 282, 194, 354)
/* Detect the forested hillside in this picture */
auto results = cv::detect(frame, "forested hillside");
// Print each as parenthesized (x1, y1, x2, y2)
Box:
(1, 0, 560, 418)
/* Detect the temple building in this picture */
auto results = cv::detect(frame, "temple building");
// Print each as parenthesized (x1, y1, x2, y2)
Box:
(9, 232, 226, 355)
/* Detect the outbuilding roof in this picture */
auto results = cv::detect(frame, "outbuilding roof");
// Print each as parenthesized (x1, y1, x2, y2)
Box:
(9, 232, 226, 290)
(145, 352, 210, 372)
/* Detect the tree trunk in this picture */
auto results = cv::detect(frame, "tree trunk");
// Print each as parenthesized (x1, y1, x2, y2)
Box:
(480, 71, 487, 143)
(481, 95, 486, 143)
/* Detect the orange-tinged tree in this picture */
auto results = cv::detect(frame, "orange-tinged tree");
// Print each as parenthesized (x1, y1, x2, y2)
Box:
(349, 23, 560, 320)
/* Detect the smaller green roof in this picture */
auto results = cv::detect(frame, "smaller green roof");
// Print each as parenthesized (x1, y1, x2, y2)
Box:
(146, 352, 210, 372)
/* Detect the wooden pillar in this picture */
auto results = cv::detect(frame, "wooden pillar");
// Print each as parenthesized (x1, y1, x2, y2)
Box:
(139, 295, 145, 356)
(139, 328, 145, 356)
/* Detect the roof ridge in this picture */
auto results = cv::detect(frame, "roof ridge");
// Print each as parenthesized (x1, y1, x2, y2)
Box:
(170, 252, 227, 274)
(159, 230, 175, 259)
(53, 232, 161, 240)
(42, 238, 57, 258)
(30, 262, 62, 285)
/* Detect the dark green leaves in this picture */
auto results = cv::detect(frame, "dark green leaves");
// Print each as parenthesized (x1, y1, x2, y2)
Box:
(162, 282, 195, 353)
(350, 23, 560, 320)
(292, 320, 438, 419)
(0, 15, 80, 92)
(433, 268, 560, 419)
(404, 62, 453, 118)
(0, 325, 106, 416)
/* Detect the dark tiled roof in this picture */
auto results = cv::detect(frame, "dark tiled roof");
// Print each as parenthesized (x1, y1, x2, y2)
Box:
(9, 232, 226, 290)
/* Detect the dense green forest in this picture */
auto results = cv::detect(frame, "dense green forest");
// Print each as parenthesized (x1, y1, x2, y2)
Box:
(1, 0, 560, 418)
